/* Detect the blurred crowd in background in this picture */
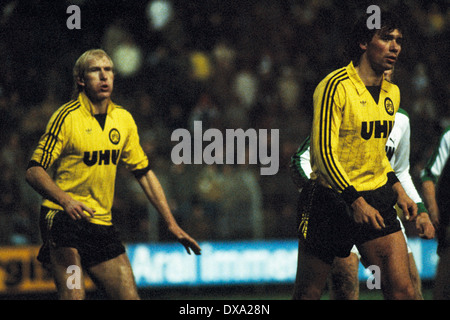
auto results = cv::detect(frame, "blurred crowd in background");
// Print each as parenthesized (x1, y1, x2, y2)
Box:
(0, 0, 448, 245)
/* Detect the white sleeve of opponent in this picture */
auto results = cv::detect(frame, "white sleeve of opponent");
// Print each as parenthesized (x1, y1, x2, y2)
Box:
(300, 147, 312, 179)
(421, 129, 450, 181)
(390, 112, 423, 203)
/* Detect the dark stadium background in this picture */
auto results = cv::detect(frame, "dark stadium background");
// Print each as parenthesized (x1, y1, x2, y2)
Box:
(0, 0, 447, 300)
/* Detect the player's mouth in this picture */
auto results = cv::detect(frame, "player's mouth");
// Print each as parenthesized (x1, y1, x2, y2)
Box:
(100, 84, 110, 91)
(386, 56, 397, 64)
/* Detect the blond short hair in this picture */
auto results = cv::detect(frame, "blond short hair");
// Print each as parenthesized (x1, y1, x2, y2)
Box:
(72, 49, 114, 98)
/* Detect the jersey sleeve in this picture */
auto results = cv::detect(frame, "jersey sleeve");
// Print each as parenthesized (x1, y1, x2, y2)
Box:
(29, 105, 70, 170)
(310, 74, 359, 203)
(421, 127, 450, 183)
(120, 112, 151, 177)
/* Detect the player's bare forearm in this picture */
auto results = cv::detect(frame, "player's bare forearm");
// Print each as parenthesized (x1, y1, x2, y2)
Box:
(137, 170, 201, 255)
(392, 181, 417, 220)
(415, 211, 435, 239)
(351, 196, 385, 230)
(137, 169, 178, 228)
(421, 180, 440, 226)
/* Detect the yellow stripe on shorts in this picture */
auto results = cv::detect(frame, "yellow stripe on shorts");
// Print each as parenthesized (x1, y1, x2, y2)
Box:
(45, 209, 59, 230)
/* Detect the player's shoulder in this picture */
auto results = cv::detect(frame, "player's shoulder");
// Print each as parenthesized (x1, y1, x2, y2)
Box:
(392, 108, 410, 135)
(58, 99, 81, 111)
(111, 102, 139, 127)
(396, 108, 409, 121)
(383, 77, 400, 93)
(315, 66, 349, 94)
(113, 103, 130, 113)
(431, 126, 450, 153)
(441, 126, 450, 141)
(50, 99, 82, 120)
(320, 66, 348, 83)
(112, 102, 133, 117)
(443, 126, 450, 134)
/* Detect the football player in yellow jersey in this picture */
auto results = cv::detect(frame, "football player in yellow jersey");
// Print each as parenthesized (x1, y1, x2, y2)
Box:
(293, 12, 422, 300)
(26, 49, 201, 300)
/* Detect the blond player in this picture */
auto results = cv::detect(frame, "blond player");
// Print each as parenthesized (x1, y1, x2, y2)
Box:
(26, 49, 201, 300)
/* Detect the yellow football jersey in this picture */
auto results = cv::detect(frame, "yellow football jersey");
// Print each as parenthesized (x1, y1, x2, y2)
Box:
(310, 62, 400, 195)
(30, 92, 150, 225)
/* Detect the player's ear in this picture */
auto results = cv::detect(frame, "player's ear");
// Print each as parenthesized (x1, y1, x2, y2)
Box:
(76, 77, 85, 87)
(359, 42, 368, 51)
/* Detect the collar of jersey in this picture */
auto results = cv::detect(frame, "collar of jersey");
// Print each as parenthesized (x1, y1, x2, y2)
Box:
(78, 92, 116, 116)
(346, 61, 391, 96)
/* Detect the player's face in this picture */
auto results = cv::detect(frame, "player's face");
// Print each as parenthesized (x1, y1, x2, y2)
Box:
(361, 29, 402, 73)
(78, 55, 114, 103)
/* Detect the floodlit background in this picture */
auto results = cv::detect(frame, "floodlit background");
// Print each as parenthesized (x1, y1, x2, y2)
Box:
(0, 0, 447, 299)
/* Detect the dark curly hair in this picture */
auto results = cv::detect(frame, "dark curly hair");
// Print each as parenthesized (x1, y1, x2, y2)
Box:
(345, 10, 404, 65)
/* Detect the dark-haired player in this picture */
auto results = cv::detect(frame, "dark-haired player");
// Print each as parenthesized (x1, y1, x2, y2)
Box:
(291, 105, 435, 299)
(292, 12, 422, 300)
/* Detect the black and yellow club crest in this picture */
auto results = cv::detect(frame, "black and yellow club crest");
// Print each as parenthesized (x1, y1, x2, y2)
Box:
(109, 128, 120, 145)
(384, 97, 394, 116)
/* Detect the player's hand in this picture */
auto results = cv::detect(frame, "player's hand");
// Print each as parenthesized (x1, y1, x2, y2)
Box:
(351, 197, 385, 230)
(393, 182, 418, 221)
(168, 224, 202, 255)
(396, 195, 418, 221)
(427, 206, 440, 229)
(415, 212, 435, 239)
(61, 198, 96, 221)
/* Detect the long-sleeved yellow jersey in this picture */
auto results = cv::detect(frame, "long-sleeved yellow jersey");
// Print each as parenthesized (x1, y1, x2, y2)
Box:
(310, 62, 400, 201)
(29, 92, 150, 225)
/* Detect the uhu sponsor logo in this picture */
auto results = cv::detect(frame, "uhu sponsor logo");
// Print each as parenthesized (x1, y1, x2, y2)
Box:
(361, 120, 394, 140)
(83, 149, 120, 166)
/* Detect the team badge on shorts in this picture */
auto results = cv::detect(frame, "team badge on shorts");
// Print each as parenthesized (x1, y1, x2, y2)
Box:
(384, 97, 394, 116)
(109, 128, 120, 145)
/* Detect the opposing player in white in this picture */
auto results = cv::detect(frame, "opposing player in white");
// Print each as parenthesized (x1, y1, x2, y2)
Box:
(421, 126, 450, 299)
(291, 105, 435, 299)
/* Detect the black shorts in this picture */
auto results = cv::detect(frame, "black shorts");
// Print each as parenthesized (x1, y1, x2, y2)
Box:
(297, 180, 401, 264)
(37, 207, 126, 268)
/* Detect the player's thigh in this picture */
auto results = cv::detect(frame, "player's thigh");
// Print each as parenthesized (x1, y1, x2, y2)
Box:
(329, 253, 360, 300)
(87, 253, 140, 300)
(50, 246, 86, 300)
(293, 238, 331, 300)
(357, 231, 416, 298)
(407, 252, 422, 296)
(331, 252, 359, 278)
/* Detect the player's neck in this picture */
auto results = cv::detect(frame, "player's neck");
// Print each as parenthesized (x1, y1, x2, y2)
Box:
(355, 57, 384, 87)
(91, 98, 109, 114)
